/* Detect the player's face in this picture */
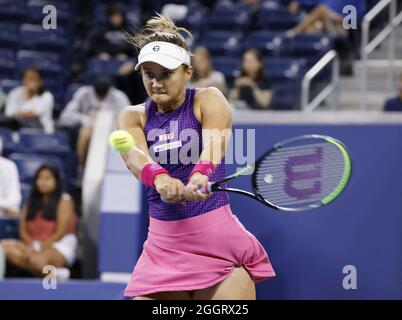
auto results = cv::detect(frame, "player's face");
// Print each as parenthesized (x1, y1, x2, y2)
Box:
(36, 169, 57, 195)
(141, 62, 192, 108)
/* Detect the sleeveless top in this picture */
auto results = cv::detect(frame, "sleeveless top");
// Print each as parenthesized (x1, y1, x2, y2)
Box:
(143, 87, 229, 221)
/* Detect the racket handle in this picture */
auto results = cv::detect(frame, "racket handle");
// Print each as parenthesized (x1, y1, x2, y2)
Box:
(160, 182, 214, 202)
(199, 182, 213, 194)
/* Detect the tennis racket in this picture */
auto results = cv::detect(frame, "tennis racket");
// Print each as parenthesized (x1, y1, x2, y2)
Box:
(200, 134, 352, 212)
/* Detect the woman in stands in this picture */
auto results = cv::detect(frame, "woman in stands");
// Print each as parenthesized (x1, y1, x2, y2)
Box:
(0, 67, 54, 133)
(0, 165, 77, 277)
(229, 48, 273, 110)
(189, 46, 227, 95)
(115, 14, 275, 300)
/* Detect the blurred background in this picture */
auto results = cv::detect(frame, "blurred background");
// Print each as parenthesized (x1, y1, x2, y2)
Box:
(0, 0, 402, 300)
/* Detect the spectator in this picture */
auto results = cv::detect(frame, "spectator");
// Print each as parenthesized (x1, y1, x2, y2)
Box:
(384, 75, 402, 111)
(0, 138, 21, 217)
(229, 48, 272, 110)
(0, 87, 6, 112)
(59, 75, 130, 168)
(89, 3, 135, 61)
(0, 165, 77, 277)
(286, 0, 367, 37)
(0, 67, 54, 133)
(189, 47, 227, 95)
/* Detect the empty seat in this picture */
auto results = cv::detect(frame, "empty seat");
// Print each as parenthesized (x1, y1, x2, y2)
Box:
(20, 24, 68, 52)
(256, 7, 300, 31)
(0, 23, 20, 49)
(8, 153, 66, 184)
(201, 31, 244, 57)
(0, 128, 16, 156)
(0, 79, 20, 94)
(0, 0, 27, 22)
(212, 56, 241, 86)
(243, 31, 283, 57)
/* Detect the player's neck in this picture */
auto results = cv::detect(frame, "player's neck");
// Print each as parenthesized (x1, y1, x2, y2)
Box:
(157, 90, 186, 113)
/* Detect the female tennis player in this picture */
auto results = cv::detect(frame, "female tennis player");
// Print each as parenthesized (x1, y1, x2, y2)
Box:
(115, 14, 276, 300)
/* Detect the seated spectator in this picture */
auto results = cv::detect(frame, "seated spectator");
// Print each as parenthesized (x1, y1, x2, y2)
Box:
(384, 74, 402, 111)
(0, 67, 54, 133)
(0, 165, 77, 277)
(89, 3, 135, 61)
(189, 47, 227, 95)
(59, 75, 130, 169)
(229, 48, 272, 110)
(286, 0, 367, 37)
(0, 138, 21, 217)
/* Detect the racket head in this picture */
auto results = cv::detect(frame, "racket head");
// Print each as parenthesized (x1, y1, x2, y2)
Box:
(252, 134, 352, 212)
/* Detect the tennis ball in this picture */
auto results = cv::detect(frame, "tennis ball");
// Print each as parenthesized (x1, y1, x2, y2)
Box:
(109, 130, 134, 153)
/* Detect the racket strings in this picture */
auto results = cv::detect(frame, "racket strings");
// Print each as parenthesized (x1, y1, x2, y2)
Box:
(254, 141, 347, 209)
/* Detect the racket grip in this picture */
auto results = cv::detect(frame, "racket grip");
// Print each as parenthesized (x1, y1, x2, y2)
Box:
(199, 182, 213, 194)
(160, 182, 213, 202)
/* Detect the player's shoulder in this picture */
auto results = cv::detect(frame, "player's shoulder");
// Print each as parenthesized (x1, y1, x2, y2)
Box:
(195, 86, 225, 101)
(117, 102, 147, 128)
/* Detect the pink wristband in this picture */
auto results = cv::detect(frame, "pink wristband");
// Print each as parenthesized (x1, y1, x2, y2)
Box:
(190, 160, 215, 178)
(140, 163, 169, 188)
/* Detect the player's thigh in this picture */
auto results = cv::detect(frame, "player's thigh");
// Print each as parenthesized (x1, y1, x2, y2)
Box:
(133, 291, 193, 300)
(192, 267, 256, 300)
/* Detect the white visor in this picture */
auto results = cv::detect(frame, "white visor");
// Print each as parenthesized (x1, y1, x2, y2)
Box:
(134, 41, 191, 71)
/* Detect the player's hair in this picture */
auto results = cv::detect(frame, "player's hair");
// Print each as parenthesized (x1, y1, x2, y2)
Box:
(128, 13, 192, 53)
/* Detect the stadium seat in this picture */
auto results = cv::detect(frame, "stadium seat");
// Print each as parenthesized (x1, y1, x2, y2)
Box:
(0, 79, 20, 93)
(264, 58, 307, 84)
(84, 58, 127, 83)
(0, 217, 19, 240)
(8, 153, 66, 184)
(0, 23, 20, 49)
(0, 128, 16, 156)
(27, 0, 72, 25)
(201, 31, 244, 57)
(243, 31, 283, 57)
(212, 56, 241, 86)
(256, 6, 300, 31)
(20, 24, 68, 53)
(0, 0, 27, 22)
(20, 183, 31, 208)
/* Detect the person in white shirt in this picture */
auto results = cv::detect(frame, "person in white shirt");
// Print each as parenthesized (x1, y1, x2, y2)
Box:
(59, 75, 130, 168)
(2, 67, 54, 134)
(0, 138, 21, 217)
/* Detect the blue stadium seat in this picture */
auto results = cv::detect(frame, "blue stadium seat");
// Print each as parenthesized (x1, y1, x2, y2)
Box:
(281, 33, 333, 63)
(0, 55, 16, 79)
(8, 153, 66, 184)
(0, 79, 20, 93)
(16, 129, 76, 184)
(90, 2, 141, 28)
(206, 11, 251, 31)
(20, 24, 69, 52)
(16, 50, 63, 81)
(0, 217, 19, 240)
(0, 128, 16, 156)
(256, 6, 301, 30)
(201, 31, 244, 57)
(212, 56, 241, 86)
(243, 31, 283, 57)
(20, 183, 31, 208)
(0, 0, 27, 22)
(264, 58, 307, 84)
(0, 23, 20, 49)
(84, 58, 127, 83)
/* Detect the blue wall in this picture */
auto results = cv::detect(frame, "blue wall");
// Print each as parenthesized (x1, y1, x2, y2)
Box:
(229, 124, 402, 299)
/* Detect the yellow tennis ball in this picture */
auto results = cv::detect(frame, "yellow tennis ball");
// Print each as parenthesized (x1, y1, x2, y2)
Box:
(109, 130, 134, 153)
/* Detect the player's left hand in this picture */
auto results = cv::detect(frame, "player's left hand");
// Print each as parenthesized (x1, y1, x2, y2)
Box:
(184, 173, 212, 201)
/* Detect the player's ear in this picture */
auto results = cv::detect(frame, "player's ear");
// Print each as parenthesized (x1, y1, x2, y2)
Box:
(184, 65, 193, 81)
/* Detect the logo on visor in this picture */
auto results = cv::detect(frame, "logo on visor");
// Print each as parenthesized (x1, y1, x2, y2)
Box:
(153, 46, 160, 52)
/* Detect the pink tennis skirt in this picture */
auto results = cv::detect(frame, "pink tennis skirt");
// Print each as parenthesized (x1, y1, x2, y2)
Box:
(124, 204, 276, 297)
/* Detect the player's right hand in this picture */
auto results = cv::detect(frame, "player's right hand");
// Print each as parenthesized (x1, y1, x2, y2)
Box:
(154, 174, 186, 204)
